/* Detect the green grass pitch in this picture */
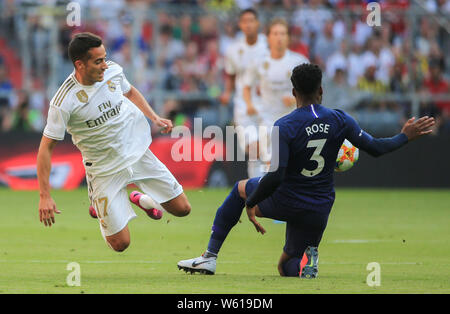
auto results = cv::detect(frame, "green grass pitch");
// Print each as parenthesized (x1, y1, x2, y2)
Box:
(0, 187, 448, 294)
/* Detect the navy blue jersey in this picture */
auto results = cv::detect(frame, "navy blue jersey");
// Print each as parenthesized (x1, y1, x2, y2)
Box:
(269, 104, 408, 213)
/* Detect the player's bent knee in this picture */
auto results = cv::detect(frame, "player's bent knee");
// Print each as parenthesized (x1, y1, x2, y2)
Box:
(172, 201, 191, 217)
(108, 240, 130, 252)
(238, 179, 248, 199)
(162, 194, 191, 217)
(106, 234, 130, 252)
(277, 263, 285, 277)
(177, 203, 191, 217)
(277, 260, 293, 277)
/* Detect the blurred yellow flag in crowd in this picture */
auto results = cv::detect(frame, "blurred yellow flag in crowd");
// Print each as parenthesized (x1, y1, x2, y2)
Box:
(207, 0, 235, 11)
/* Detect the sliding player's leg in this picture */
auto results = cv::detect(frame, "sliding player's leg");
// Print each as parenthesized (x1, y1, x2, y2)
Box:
(94, 188, 137, 252)
(238, 181, 329, 278)
(177, 178, 259, 274)
(160, 192, 191, 217)
(87, 170, 137, 252)
(273, 211, 328, 278)
(132, 149, 190, 218)
(105, 225, 131, 252)
(129, 191, 164, 220)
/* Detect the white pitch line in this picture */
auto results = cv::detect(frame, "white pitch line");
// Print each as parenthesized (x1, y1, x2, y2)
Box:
(0, 259, 423, 265)
(329, 239, 391, 244)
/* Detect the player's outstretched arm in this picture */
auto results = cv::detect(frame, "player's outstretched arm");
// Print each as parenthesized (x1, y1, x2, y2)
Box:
(124, 85, 173, 134)
(344, 112, 435, 158)
(400, 116, 435, 141)
(37, 136, 61, 227)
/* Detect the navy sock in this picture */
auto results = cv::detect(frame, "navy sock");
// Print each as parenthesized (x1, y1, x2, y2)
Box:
(207, 183, 245, 255)
(282, 258, 301, 277)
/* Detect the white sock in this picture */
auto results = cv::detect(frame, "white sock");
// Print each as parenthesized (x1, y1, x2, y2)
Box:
(139, 194, 165, 212)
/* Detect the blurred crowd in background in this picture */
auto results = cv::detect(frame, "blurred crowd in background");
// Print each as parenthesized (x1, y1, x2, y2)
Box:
(0, 0, 449, 138)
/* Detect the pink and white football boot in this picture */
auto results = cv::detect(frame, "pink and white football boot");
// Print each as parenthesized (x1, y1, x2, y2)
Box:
(129, 191, 163, 220)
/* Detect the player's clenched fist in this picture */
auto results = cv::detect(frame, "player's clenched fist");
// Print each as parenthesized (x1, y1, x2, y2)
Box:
(154, 116, 174, 134)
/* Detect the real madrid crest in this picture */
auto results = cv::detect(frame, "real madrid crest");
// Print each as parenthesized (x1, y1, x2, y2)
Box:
(76, 90, 88, 103)
(107, 80, 116, 92)
(263, 61, 270, 70)
(287, 70, 292, 79)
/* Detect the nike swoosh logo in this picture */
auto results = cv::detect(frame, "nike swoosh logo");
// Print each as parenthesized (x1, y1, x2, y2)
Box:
(192, 260, 210, 267)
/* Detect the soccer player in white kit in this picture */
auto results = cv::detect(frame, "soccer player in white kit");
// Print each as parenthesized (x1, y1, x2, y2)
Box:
(219, 8, 269, 178)
(242, 18, 309, 170)
(37, 33, 191, 252)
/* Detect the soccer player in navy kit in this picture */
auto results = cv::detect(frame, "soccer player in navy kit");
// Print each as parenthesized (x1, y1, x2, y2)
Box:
(178, 63, 435, 277)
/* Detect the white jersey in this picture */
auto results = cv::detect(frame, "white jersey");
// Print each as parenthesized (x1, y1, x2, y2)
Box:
(43, 61, 151, 177)
(223, 34, 268, 110)
(243, 50, 309, 123)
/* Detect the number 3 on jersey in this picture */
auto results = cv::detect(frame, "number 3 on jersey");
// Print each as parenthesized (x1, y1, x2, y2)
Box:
(301, 139, 327, 177)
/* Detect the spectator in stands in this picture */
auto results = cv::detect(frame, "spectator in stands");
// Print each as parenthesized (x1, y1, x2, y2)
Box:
(424, 0, 450, 13)
(417, 86, 442, 134)
(164, 57, 185, 91)
(325, 39, 349, 80)
(157, 98, 192, 135)
(313, 19, 338, 68)
(361, 34, 395, 84)
(200, 39, 222, 98)
(416, 18, 437, 58)
(192, 15, 218, 54)
(322, 66, 357, 113)
(390, 59, 408, 94)
(423, 59, 450, 133)
(156, 24, 186, 69)
(357, 58, 388, 94)
(292, 0, 333, 46)
(173, 14, 198, 44)
(289, 26, 309, 59)
(111, 40, 149, 92)
(332, 14, 346, 42)
(165, 41, 208, 93)
(183, 41, 208, 87)
(353, 15, 373, 48)
(2, 90, 43, 132)
(347, 41, 365, 87)
(235, 0, 262, 9)
(0, 65, 13, 130)
(0, 0, 448, 138)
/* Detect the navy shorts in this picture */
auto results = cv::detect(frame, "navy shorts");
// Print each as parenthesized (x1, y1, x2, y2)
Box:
(245, 177, 329, 258)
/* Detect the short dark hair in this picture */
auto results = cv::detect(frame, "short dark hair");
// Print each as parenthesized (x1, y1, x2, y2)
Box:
(239, 8, 258, 20)
(291, 63, 322, 96)
(68, 32, 103, 64)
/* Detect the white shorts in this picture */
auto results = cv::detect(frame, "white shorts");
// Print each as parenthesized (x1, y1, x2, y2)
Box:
(86, 149, 183, 236)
